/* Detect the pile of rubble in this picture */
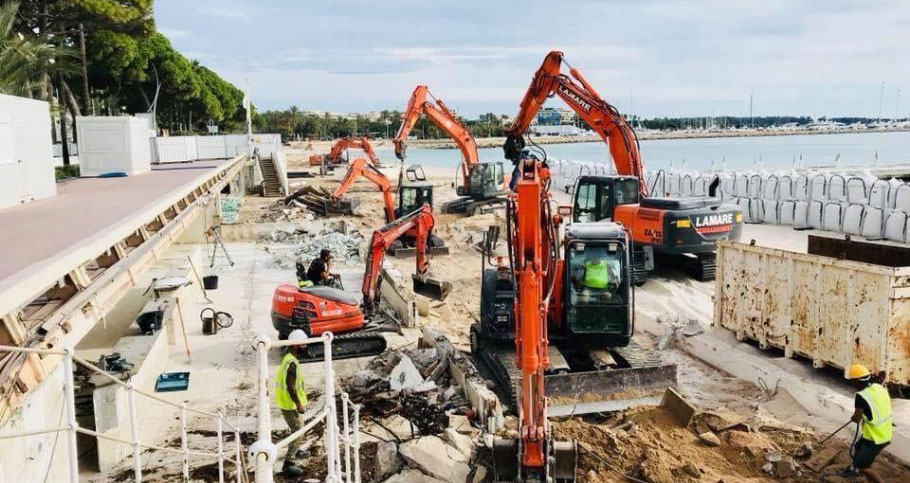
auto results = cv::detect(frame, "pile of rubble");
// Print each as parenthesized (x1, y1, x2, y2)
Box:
(263, 224, 365, 269)
(342, 344, 484, 482)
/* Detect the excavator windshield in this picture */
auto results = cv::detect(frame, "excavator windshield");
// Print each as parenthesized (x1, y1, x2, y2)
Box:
(573, 177, 640, 223)
(565, 240, 629, 334)
(464, 163, 504, 198)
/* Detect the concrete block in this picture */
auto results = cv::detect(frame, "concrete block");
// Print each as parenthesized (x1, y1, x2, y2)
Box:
(382, 469, 445, 483)
(389, 355, 424, 391)
(400, 436, 471, 482)
(443, 428, 474, 460)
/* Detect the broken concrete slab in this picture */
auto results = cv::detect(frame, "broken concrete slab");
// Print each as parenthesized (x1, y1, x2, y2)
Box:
(448, 414, 474, 435)
(381, 469, 445, 483)
(373, 441, 402, 481)
(443, 428, 474, 460)
(389, 355, 424, 391)
(377, 415, 417, 441)
(804, 446, 841, 472)
(399, 436, 471, 482)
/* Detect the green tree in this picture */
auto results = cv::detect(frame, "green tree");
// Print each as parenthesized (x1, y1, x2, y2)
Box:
(0, 1, 60, 95)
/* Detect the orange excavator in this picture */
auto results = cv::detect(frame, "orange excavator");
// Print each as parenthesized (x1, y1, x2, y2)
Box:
(503, 51, 742, 282)
(394, 85, 508, 215)
(324, 157, 434, 223)
(309, 136, 380, 172)
(271, 204, 451, 360)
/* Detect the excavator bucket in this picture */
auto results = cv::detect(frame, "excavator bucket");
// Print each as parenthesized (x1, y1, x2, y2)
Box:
(325, 198, 359, 216)
(491, 438, 577, 482)
(412, 274, 452, 301)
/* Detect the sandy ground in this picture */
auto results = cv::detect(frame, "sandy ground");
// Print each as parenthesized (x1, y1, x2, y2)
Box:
(83, 146, 910, 482)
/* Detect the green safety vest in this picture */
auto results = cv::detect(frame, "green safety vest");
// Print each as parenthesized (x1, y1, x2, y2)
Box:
(858, 383, 892, 444)
(274, 353, 308, 411)
(584, 260, 609, 289)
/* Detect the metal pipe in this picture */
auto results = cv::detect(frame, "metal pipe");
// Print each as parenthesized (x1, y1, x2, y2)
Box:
(353, 405, 361, 483)
(0, 345, 65, 355)
(254, 336, 274, 483)
(0, 427, 69, 440)
(322, 334, 338, 482)
(181, 403, 189, 482)
(217, 413, 225, 483)
(342, 394, 351, 483)
(128, 382, 143, 483)
(274, 408, 327, 449)
(235, 430, 242, 483)
(62, 346, 79, 483)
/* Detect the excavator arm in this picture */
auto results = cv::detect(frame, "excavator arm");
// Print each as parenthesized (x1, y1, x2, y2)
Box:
(505, 51, 649, 196)
(325, 136, 380, 166)
(360, 204, 450, 312)
(331, 157, 396, 222)
(393, 85, 479, 185)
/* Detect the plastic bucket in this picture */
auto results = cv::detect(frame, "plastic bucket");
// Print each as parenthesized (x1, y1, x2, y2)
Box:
(202, 275, 219, 290)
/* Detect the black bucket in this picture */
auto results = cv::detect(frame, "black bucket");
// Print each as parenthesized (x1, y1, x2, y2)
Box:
(202, 275, 219, 290)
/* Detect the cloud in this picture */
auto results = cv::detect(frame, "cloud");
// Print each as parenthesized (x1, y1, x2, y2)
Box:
(155, 0, 910, 117)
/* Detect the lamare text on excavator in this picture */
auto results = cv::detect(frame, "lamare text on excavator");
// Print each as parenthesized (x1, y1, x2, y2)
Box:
(394, 85, 508, 215)
(503, 51, 742, 282)
(271, 204, 452, 361)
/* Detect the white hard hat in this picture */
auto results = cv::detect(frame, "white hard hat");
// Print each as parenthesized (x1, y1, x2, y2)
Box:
(288, 330, 308, 342)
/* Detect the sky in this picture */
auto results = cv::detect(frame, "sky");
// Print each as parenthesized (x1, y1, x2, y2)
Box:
(155, 0, 909, 119)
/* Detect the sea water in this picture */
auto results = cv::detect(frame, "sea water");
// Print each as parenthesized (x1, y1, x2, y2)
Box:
(375, 131, 910, 172)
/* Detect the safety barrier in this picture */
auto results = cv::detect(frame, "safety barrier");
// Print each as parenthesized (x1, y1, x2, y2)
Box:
(0, 344, 242, 483)
(249, 332, 361, 483)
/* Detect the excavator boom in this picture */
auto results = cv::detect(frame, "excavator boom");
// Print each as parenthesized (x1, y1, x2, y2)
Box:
(394, 85, 479, 184)
(361, 204, 452, 312)
(505, 51, 648, 196)
(330, 157, 396, 223)
(313, 136, 380, 168)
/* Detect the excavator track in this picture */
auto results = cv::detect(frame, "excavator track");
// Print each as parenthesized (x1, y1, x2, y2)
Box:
(685, 253, 717, 281)
(298, 332, 387, 363)
(441, 196, 508, 216)
(470, 325, 521, 409)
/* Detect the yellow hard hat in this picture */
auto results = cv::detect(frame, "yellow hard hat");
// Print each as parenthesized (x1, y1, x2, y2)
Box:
(847, 364, 871, 380)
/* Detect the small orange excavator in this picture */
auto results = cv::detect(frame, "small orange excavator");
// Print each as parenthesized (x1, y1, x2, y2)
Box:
(309, 136, 380, 172)
(271, 204, 452, 361)
(394, 85, 508, 215)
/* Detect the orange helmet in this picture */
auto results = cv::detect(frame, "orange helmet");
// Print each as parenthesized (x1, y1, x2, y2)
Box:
(847, 364, 871, 380)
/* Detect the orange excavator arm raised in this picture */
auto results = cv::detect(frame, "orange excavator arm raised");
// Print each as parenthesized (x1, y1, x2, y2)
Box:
(360, 204, 438, 312)
(331, 157, 396, 223)
(505, 51, 648, 196)
(324, 136, 380, 166)
(393, 85, 479, 186)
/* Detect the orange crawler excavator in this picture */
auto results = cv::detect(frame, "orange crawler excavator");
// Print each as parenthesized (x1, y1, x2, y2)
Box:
(272, 204, 452, 361)
(309, 136, 380, 172)
(503, 51, 742, 282)
(323, 157, 434, 223)
(394, 85, 508, 215)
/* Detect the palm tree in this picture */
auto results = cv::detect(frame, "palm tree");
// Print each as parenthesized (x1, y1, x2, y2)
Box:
(0, 1, 58, 97)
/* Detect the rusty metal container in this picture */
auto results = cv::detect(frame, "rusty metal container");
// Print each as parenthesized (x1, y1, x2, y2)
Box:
(714, 240, 910, 385)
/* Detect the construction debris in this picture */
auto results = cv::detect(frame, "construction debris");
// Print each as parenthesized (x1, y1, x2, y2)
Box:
(264, 227, 365, 268)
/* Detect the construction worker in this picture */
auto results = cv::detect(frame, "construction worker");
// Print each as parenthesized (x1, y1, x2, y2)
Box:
(306, 249, 342, 288)
(583, 252, 610, 289)
(844, 363, 891, 483)
(274, 330, 309, 477)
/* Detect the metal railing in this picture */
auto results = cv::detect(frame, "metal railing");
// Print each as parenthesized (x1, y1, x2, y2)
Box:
(249, 332, 361, 483)
(0, 344, 243, 482)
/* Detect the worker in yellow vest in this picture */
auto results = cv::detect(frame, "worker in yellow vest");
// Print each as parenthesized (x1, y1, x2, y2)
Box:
(844, 364, 891, 483)
(274, 330, 310, 477)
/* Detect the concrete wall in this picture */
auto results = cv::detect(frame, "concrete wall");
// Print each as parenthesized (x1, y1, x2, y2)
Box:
(0, 366, 71, 483)
(93, 324, 171, 470)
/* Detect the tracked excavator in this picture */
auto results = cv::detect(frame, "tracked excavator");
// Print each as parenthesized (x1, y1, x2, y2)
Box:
(323, 157, 432, 220)
(272, 204, 452, 361)
(473, 152, 677, 482)
(309, 136, 380, 173)
(503, 51, 742, 282)
(394, 85, 508, 215)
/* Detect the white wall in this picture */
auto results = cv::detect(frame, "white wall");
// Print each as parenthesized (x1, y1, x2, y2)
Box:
(0, 94, 57, 210)
(76, 116, 152, 176)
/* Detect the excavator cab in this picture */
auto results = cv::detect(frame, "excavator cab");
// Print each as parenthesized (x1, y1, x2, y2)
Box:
(396, 183, 434, 219)
(563, 223, 633, 346)
(458, 161, 505, 198)
(572, 175, 640, 223)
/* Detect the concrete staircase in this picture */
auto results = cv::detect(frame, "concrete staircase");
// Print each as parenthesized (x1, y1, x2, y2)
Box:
(258, 156, 282, 197)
